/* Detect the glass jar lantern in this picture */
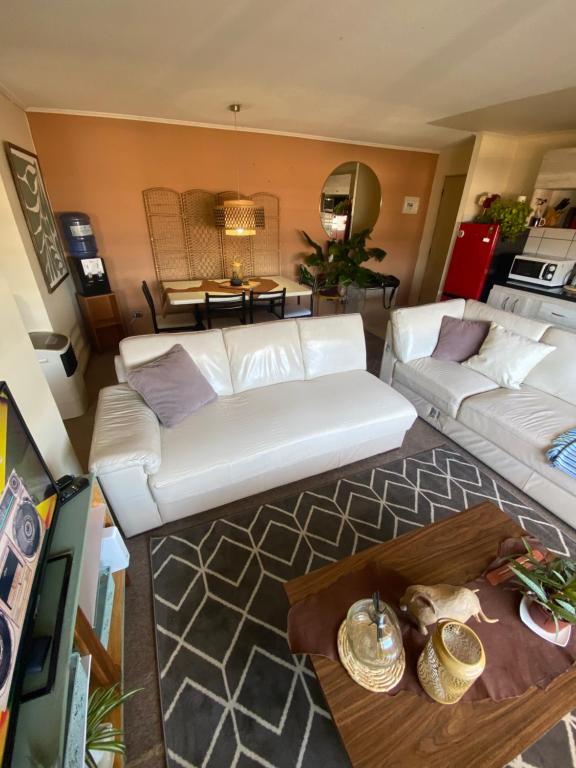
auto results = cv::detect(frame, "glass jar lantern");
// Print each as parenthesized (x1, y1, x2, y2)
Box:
(230, 258, 244, 286)
(417, 620, 485, 704)
(338, 592, 405, 692)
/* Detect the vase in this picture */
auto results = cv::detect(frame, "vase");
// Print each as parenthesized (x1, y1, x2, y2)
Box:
(519, 596, 571, 646)
(527, 600, 569, 634)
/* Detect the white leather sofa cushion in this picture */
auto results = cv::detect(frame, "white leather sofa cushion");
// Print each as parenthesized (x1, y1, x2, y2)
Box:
(463, 300, 550, 341)
(296, 314, 366, 378)
(223, 320, 304, 393)
(89, 384, 162, 475)
(394, 357, 498, 418)
(459, 386, 576, 495)
(149, 371, 416, 502)
(119, 330, 233, 395)
(391, 299, 465, 363)
(525, 327, 576, 406)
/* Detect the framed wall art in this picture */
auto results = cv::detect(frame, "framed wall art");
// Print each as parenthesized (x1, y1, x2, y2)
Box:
(4, 143, 68, 293)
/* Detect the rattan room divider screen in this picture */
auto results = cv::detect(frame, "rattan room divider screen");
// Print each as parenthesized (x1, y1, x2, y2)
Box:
(143, 188, 280, 281)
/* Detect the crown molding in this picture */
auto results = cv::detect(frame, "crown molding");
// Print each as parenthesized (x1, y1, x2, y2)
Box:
(0, 81, 26, 109)
(25, 107, 440, 154)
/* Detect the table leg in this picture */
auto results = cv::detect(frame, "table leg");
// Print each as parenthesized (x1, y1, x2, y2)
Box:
(193, 304, 206, 331)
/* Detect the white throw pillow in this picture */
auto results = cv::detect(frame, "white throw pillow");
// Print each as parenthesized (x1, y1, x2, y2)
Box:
(462, 322, 555, 389)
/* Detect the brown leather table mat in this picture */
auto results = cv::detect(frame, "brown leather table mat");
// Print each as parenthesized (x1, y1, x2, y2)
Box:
(165, 277, 279, 295)
(287, 557, 576, 702)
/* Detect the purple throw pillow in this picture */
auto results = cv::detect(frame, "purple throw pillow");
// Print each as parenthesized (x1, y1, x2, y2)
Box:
(127, 344, 217, 427)
(431, 316, 491, 363)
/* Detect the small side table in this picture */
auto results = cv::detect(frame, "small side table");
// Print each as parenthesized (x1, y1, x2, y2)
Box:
(77, 292, 125, 352)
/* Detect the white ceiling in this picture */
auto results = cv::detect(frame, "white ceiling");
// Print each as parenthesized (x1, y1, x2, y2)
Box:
(2, 0, 576, 150)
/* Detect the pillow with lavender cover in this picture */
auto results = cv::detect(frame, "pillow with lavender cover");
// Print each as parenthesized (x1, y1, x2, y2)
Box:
(127, 344, 217, 427)
(431, 315, 491, 363)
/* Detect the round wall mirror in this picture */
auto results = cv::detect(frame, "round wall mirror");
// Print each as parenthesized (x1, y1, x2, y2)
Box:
(320, 161, 381, 240)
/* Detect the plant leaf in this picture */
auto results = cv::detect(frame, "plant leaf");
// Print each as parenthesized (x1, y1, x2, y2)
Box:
(508, 564, 548, 601)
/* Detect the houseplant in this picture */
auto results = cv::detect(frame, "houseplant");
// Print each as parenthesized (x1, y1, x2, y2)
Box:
(508, 539, 576, 638)
(300, 228, 389, 290)
(474, 197, 532, 242)
(85, 684, 141, 767)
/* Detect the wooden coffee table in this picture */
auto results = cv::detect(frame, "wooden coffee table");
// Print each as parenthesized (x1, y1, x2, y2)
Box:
(285, 502, 576, 768)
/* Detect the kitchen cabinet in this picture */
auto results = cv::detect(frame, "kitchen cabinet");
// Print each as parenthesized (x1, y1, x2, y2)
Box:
(487, 284, 576, 332)
(535, 299, 576, 330)
(487, 285, 539, 317)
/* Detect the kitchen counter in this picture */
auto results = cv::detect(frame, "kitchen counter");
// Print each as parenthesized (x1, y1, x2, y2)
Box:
(498, 279, 576, 303)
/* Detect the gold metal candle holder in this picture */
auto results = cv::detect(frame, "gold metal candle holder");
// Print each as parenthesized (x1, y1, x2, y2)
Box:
(417, 620, 485, 704)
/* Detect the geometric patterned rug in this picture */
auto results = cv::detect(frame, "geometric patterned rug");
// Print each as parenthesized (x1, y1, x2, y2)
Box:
(150, 446, 576, 768)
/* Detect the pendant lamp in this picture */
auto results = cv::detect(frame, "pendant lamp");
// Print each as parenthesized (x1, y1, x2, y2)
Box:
(214, 104, 265, 236)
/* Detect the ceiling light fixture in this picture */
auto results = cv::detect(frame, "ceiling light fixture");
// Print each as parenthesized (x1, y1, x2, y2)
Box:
(214, 104, 265, 237)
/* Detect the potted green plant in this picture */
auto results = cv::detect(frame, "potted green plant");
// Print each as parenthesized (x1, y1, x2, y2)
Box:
(300, 228, 390, 290)
(85, 684, 141, 767)
(508, 540, 576, 639)
(474, 197, 532, 242)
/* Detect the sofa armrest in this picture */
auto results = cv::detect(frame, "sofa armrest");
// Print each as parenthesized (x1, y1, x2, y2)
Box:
(114, 355, 127, 383)
(379, 323, 397, 384)
(390, 299, 465, 363)
(89, 384, 161, 476)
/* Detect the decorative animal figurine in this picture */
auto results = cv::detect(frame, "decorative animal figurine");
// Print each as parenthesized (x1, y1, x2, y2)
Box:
(399, 584, 499, 636)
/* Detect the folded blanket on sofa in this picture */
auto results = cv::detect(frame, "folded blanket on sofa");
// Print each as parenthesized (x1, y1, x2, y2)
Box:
(548, 429, 576, 478)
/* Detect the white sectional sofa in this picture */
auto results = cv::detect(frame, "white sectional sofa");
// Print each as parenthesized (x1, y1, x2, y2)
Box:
(380, 299, 576, 529)
(90, 315, 417, 536)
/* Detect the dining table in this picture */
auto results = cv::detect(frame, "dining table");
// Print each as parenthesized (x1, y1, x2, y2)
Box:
(162, 274, 311, 304)
(161, 275, 314, 328)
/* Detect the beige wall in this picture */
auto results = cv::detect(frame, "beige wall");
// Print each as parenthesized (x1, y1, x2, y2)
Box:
(0, 92, 88, 365)
(409, 137, 475, 303)
(460, 129, 576, 222)
(28, 113, 438, 330)
(0, 272, 80, 475)
(412, 129, 576, 303)
(0, 92, 81, 475)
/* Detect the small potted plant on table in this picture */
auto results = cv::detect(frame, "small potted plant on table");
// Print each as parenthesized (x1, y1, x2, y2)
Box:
(508, 541, 576, 643)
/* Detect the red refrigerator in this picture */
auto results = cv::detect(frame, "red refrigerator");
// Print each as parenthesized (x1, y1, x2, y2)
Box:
(442, 222, 501, 301)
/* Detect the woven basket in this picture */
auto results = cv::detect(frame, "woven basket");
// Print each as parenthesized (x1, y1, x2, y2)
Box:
(337, 620, 405, 693)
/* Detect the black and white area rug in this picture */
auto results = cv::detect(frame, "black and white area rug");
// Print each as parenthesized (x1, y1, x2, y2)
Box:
(150, 447, 576, 768)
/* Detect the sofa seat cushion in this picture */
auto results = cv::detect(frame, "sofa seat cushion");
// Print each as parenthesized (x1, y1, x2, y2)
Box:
(459, 386, 576, 496)
(149, 371, 416, 503)
(394, 358, 498, 418)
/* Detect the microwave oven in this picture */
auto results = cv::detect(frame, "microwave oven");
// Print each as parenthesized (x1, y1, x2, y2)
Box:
(508, 255, 576, 287)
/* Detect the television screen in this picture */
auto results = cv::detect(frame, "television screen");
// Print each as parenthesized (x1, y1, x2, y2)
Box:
(0, 383, 58, 764)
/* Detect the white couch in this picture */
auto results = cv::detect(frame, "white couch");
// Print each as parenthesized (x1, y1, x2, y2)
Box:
(380, 298, 576, 529)
(90, 315, 417, 536)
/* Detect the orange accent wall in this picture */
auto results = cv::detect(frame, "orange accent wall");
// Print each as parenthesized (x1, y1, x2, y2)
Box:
(28, 113, 437, 330)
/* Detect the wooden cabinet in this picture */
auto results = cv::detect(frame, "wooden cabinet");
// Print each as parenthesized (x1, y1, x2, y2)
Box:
(77, 293, 125, 352)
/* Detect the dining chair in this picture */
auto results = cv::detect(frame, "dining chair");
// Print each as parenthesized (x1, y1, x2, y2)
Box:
(142, 281, 200, 333)
(204, 292, 247, 329)
(248, 288, 286, 324)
